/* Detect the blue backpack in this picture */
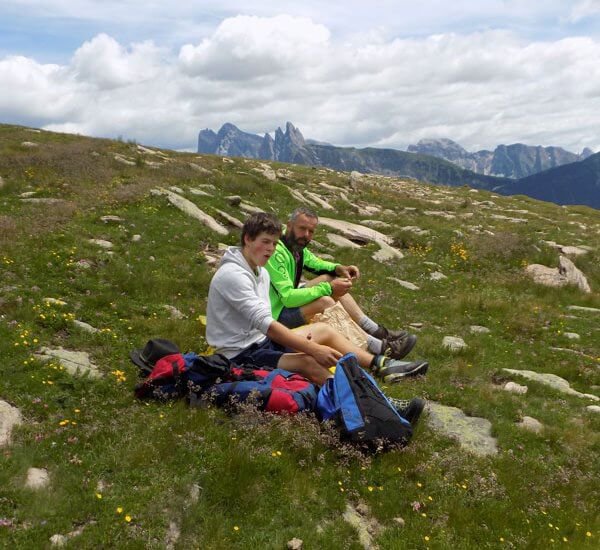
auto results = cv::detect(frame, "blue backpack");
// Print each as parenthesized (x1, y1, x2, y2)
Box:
(317, 353, 413, 450)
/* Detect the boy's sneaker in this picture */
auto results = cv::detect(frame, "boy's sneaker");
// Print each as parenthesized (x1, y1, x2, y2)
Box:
(389, 397, 426, 427)
(372, 325, 409, 341)
(372, 356, 429, 383)
(383, 333, 417, 360)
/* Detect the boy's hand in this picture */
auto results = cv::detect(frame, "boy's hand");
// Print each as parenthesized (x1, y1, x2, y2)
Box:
(311, 344, 342, 369)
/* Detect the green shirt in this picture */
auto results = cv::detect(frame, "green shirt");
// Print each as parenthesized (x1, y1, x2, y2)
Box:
(266, 238, 338, 320)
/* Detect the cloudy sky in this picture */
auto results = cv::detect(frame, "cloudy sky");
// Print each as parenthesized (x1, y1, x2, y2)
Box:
(1, 1, 599, 153)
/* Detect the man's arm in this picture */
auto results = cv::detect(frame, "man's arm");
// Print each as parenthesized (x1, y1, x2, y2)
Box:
(267, 250, 334, 308)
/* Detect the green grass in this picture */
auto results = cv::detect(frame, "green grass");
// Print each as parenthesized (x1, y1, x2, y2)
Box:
(1, 123, 599, 548)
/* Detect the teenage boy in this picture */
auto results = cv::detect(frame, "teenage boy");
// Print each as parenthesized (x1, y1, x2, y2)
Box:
(265, 207, 418, 360)
(206, 212, 428, 387)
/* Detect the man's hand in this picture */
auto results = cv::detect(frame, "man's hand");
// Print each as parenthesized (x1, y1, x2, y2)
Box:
(330, 277, 352, 299)
(310, 344, 343, 369)
(336, 264, 361, 280)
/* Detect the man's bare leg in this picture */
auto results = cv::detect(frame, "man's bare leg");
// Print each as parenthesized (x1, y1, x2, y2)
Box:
(303, 274, 377, 326)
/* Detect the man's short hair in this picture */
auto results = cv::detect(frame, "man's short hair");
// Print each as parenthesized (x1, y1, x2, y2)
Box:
(241, 212, 282, 246)
(289, 206, 318, 223)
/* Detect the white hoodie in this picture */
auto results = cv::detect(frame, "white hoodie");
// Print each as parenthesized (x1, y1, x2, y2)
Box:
(206, 246, 274, 358)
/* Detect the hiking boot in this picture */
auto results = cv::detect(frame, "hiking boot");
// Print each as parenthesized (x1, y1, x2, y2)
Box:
(383, 333, 417, 360)
(389, 397, 426, 427)
(372, 357, 429, 383)
(372, 325, 409, 341)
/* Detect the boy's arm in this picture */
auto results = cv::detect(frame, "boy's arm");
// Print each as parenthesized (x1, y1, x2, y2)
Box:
(266, 320, 341, 368)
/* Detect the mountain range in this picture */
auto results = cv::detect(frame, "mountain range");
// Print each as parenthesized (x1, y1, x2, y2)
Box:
(198, 123, 599, 209)
(407, 138, 594, 179)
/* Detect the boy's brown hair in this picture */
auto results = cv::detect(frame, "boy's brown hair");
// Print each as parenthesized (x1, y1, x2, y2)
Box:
(241, 212, 282, 247)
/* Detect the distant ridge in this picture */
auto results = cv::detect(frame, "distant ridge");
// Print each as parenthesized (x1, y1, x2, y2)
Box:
(408, 138, 594, 179)
(198, 122, 508, 191)
(198, 122, 599, 209)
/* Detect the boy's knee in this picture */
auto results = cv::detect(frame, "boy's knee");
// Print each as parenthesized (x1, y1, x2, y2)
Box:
(316, 296, 335, 309)
(310, 322, 335, 338)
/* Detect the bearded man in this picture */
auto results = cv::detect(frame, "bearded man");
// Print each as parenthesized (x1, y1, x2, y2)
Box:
(265, 207, 419, 362)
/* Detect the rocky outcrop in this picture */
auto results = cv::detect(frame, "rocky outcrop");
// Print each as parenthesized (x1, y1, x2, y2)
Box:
(525, 256, 591, 293)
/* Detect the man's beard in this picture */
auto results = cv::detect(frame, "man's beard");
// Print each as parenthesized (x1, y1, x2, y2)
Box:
(287, 231, 309, 252)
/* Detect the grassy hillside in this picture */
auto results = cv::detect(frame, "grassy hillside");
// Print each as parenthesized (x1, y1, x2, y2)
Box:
(1, 123, 599, 549)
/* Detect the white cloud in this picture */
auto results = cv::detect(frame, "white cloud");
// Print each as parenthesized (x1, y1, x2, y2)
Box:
(567, 0, 600, 22)
(71, 34, 164, 89)
(179, 15, 330, 80)
(0, 15, 599, 154)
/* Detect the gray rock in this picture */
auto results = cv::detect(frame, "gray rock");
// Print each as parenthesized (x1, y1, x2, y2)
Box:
(132, 234, 142, 242)
(50, 534, 67, 546)
(318, 217, 392, 245)
(400, 225, 430, 236)
(503, 369, 599, 401)
(560, 246, 589, 256)
(25, 467, 50, 489)
(156, 189, 228, 235)
(504, 382, 528, 394)
(443, 336, 467, 351)
(426, 402, 498, 456)
(113, 154, 135, 166)
(43, 297, 67, 306)
(226, 195, 242, 206)
(73, 320, 100, 334)
(21, 141, 38, 148)
(360, 219, 391, 228)
(0, 400, 22, 446)
(238, 202, 262, 215)
(76, 259, 93, 269)
(563, 332, 580, 340)
(327, 233, 361, 249)
(518, 416, 543, 434)
(188, 163, 212, 174)
(215, 210, 243, 229)
(163, 305, 185, 319)
(169, 186, 184, 194)
(586, 405, 600, 414)
(566, 305, 600, 313)
(525, 256, 591, 293)
(100, 216, 124, 223)
(387, 277, 420, 291)
(165, 521, 181, 550)
(342, 502, 381, 550)
(470, 325, 490, 334)
(89, 239, 113, 249)
(287, 538, 304, 550)
(424, 210, 456, 219)
(19, 191, 37, 198)
(372, 241, 404, 262)
(189, 188, 211, 197)
(35, 347, 102, 378)
(430, 271, 447, 281)
(305, 191, 334, 210)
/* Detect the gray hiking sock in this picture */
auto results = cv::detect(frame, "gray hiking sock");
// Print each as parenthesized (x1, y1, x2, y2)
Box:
(366, 335, 385, 355)
(359, 315, 379, 336)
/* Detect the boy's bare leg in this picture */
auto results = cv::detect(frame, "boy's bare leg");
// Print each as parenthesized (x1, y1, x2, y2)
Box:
(277, 352, 332, 385)
(293, 323, 374, 369)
